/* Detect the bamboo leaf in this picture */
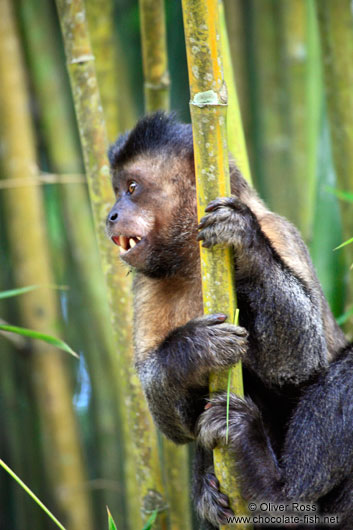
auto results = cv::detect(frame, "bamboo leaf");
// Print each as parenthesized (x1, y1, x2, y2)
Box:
(325, 186, 353, 204)
(336, 306, 353, 326)
(226, 308, 240, 444)
(0, 284, 68, 300)
(334, 237, 353, 251)
(142, 510, 158, 530)
(107, 507, 118, 530)
(0, 324, 78, 358)
(0, 460, 66, 530)
(0, 285, 40, 299)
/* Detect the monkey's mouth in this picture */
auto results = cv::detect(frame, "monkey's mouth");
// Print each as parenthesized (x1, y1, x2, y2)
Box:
(111, 235, 143, 255)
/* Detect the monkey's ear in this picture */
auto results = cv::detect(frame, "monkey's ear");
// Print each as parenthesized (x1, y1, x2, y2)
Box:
(108, 132, 130, 168)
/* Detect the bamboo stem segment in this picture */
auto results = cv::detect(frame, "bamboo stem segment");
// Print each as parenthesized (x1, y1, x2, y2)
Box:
(0, 1, 93, 528)
(139, 0, 170, 112)
(316, 0, 353, 311)
(138, 1, 192, 526)
(54, 1, 168, 528)
(219, 0, 252, 185)
(181, 0, 249, 527)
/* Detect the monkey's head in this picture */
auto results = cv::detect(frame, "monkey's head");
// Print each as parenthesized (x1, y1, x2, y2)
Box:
(106, 113, 199, 278)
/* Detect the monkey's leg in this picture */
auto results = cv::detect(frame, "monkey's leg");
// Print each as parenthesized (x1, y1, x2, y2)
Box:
(197, 392, 284, 501)
(198, 371, 353, 506)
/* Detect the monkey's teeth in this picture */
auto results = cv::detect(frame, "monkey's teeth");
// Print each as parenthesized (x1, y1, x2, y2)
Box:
(136, 236, 142, 241)
(129, 238, 136, 248)
(119, 235, 129, 250)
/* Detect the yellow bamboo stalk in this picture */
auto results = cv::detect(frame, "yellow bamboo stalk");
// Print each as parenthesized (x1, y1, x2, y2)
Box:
(85, 0, 121, 141)
(54, 1, 168, 528)
(182, 0, 249, 527)
(316, 0, 353, 310)
(0, 1, 93, 529)
(139, 0, 170, 111)
(138, 2, 192, 527)
(18, 0, 128, 522)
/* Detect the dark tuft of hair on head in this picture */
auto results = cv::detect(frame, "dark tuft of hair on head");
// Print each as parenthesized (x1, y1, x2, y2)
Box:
(108, 112, 194, 170)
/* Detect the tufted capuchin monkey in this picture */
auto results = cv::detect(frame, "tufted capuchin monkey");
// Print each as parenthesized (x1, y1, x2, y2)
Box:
(106, 112, 348, 528)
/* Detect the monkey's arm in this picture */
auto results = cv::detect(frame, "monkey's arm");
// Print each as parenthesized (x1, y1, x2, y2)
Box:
(198, 347, 353, 506)
(198, 197, 333, 386)
(135, 314, 248, 444)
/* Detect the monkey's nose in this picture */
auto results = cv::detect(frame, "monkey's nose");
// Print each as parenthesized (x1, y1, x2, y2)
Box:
(107, 210, 118, 224)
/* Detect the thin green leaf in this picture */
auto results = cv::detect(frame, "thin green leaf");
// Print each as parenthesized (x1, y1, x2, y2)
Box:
(334, 237, 353, 251)
(142, 510, 158, 530)
(107, 507, 118, 530)
(336, 306, 353, 326)
(225, 308, 240, 444)
(0, 284, 68, 300)
(0, 285, 40, 299)
(0, 459, 66, 530)
(325, 186, 353, 203)
(225, 368, 232, 445)
(0, 324, 78, 358)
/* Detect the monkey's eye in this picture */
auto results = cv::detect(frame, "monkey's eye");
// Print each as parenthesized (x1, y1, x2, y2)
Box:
(127, 181, 137, 195)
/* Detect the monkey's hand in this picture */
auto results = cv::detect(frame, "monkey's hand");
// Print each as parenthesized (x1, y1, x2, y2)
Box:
(136, 316, 247, 444)
(170, 314, 248, 386)
(194, 468, 234, 527)
(197, 196, 260, 254)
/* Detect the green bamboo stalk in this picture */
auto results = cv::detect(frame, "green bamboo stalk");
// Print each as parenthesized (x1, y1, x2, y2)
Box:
(223, 0, 248, 126)
(0, 1, 94, 528)
(138, 1, 192, 528)
(219, 0, 252, 184)
(139, 0, 170, 112)
(17, 0, 129, 523)
(182, 0, 249, 527)
(281, 0, 322, 241)
(85, 0, 121, 141)
(0, 344, 30, 529)
(248, 1, 320, 241)
(249, 1, 291, 212)
(316, 0, 353, 311)
(54, 2, 168, 528)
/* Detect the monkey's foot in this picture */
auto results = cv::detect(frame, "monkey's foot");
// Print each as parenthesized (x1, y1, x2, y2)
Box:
(195, 471, 235, 526)
(197, 196, 258, 250)
(197, 392, 261, 451)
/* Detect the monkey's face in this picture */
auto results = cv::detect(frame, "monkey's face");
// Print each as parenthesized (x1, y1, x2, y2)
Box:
(106, 154, 198, 277)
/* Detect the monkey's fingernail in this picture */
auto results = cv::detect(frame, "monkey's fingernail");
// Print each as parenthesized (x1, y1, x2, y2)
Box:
(206, 476, 218, 489)
(223, 509, 234, 519)
(215, 313, 227, 322)
(204, 402, 212, 410)
(196, 233, 204, 241)
(218, 496, 230, 508)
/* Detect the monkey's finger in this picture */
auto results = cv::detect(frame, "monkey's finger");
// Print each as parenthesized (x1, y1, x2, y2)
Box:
(198, 208, 234, 229)
(193, 313, 228, 326)
(205, 197, 231, 212)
